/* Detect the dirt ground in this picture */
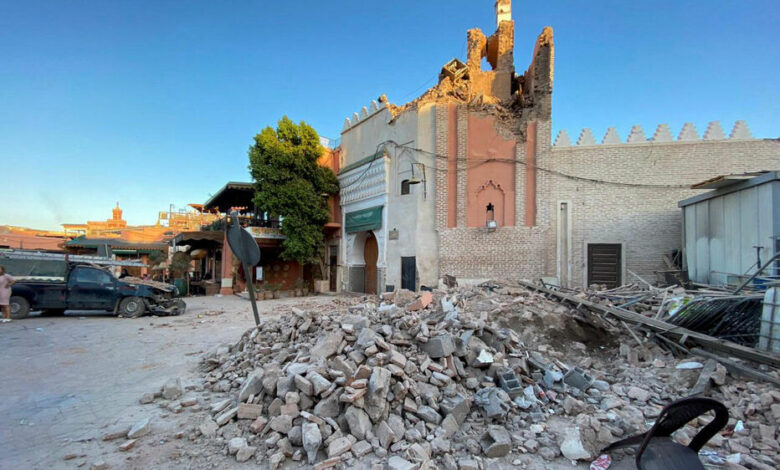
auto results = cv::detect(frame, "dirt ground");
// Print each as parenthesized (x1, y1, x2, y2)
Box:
(0, 294, 344, 470)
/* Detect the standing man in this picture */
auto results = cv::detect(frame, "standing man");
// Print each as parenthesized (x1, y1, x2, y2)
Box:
(0, 265, 16, 322)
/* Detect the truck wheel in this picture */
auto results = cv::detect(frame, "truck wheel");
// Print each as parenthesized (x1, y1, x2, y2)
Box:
(171, 299, 186, 315)
(41, 309, 66, 316)
(117, 296, 145, 318)
(9, 296, 31, 319)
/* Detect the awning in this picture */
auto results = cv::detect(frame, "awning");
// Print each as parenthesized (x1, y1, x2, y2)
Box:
(345, 206, 383, 233)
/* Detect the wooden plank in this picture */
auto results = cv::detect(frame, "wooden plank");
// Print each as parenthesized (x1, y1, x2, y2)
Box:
(516, 280, 780, 368)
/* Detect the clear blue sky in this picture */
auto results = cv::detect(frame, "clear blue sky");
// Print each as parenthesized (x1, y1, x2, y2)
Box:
(1, 0, 778, 230)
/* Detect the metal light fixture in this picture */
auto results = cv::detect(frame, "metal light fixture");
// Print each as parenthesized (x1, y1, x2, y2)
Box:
(407, 163, 427, 198)
(408, 162, 423, 185)
(486, 203, 497, 232)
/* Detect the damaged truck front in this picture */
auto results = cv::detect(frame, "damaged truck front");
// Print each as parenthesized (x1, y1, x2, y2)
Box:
(8, 263, 186, 319)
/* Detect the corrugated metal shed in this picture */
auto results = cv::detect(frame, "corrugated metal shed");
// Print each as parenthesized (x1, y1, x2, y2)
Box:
(679, 171, 780, 285)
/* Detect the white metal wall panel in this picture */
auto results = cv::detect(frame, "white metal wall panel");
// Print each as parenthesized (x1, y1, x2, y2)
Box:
(757, 182, 774, 267)
(684, 205, 697, 280)
(695, 201, 710, 283)
(708, 196, 726, 285)
(739, 188, 759, 277)
(723, 192, 743, 283)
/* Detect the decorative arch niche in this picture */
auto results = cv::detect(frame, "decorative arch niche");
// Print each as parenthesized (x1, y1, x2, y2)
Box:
(474, 180, 506, 226)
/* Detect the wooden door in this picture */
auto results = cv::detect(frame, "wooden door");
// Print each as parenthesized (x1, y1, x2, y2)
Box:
(364, 233, 378, 294)
(329, 246, 338, 291)
(587, 243, 622, 288)
(401, 256, 416, 291)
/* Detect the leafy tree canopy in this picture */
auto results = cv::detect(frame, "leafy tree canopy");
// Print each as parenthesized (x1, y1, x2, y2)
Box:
(248, 116, 339, 264)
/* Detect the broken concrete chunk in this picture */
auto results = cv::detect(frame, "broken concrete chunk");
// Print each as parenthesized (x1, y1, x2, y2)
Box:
(311, 331, 344, 359)
(118, 439, 136, 452)
(474, 349, 494, 367)
(236, 445, 256, 462)
(480, 425, 511, 457)
(416, 405, 442, 424)
(352, 439, 372, 457)
(270, 414, 293, 434)
(269, 452, 285, 470)
(276, 376, 296, 398)
(441, 414, 459, 438)
(302, 421, 322, 464)
(238, 368, 265, 402)
(327, 436, 353, 457)
(127, 417, 151, 439)
(345, 406, 372, 440)
(179, 395, 197, 407)
(199, 417, 219, 438)
(563, 366, 594, 391)
(161, 377, 183, 400)
(215, 407, 238, 426)
(366, 367, 392, 422)
(376, 420, 395, 449)
(388, 456, 417, 470)
(559, 426, 596, 461)
(420, 334, 456, 358)
(313, 393, 341, 418)
(101, 425, 131, 441)
(139, 393, 155, 405)
(90, 460, 110, 470)
(210, 398, 232, 414)
(440, 394, 472, 424)
(228, 437, 247, 455)
(308, 371, 333, 395)
(248, 416, 266, 434)
(474, 387, 510, 419)
(237, 402, 264, 420)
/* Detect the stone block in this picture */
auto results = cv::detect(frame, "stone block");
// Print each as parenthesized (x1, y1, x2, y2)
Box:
(480, 425, 511, 457)
(237, 403, 264, 420)
(420, 334, 456, 358)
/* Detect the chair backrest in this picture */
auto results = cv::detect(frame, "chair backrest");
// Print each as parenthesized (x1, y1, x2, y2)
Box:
(636, 397, 729, 469)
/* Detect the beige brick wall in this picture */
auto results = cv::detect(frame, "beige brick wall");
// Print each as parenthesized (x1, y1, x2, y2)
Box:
(439, 226, 549, 280)
(546, 138, 780, 286)
(432, 94, 779, 286)
(435, 104, 449, 231)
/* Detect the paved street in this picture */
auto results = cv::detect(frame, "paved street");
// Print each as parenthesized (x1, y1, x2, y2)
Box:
(0, 294, 338, 469)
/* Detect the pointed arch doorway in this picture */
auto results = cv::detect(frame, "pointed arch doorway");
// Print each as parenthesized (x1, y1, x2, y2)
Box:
(364, 232, 378, 294)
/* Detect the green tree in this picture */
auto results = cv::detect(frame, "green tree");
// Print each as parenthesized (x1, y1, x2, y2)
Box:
(146, 250, 166, 268)
(248, 117, 339, 272)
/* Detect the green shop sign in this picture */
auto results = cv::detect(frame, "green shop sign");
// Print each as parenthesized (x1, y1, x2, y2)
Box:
(345, 206, 383, 233)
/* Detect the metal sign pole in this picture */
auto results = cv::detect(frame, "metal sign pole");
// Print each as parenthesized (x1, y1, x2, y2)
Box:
(226, 211, 262, 327)
(244, 262, 261, 326)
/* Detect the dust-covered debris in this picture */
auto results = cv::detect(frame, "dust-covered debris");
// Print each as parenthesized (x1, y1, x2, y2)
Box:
(131, 283, 778, 469)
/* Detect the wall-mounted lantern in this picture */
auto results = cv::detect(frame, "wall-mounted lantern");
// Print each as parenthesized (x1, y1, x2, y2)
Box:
(407, 162, 427, 199)
(486, 202, 497, 232)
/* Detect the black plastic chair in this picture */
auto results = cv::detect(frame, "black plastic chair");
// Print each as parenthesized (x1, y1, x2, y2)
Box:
(602, 397, 729, 470)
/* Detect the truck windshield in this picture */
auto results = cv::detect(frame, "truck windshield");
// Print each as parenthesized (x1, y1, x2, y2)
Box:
(75, 268, 113, 285)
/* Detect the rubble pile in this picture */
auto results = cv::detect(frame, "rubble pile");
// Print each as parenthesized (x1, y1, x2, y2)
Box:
(185, 283, 778, 470)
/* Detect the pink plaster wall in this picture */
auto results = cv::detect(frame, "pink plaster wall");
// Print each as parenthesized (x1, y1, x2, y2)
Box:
(465, 114, 516, 227)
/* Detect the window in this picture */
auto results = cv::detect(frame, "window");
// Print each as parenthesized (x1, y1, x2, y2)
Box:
(75, 268, 112, 285)
(401, 179, 411, 195)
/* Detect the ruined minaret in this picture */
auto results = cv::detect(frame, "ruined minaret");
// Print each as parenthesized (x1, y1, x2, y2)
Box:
(495, 0, 512, 26)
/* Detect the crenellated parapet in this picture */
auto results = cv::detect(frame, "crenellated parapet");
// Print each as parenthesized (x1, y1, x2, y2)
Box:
(553, 120, 754, 147)
(342, 98, 390, 133)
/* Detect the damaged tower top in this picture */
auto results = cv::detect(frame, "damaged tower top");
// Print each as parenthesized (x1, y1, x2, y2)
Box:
(495, 0, 512, 26)
(386, 0, 553, 125)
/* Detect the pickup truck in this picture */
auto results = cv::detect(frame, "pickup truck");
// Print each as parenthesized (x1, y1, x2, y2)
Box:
(9, 263, 186, 319)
